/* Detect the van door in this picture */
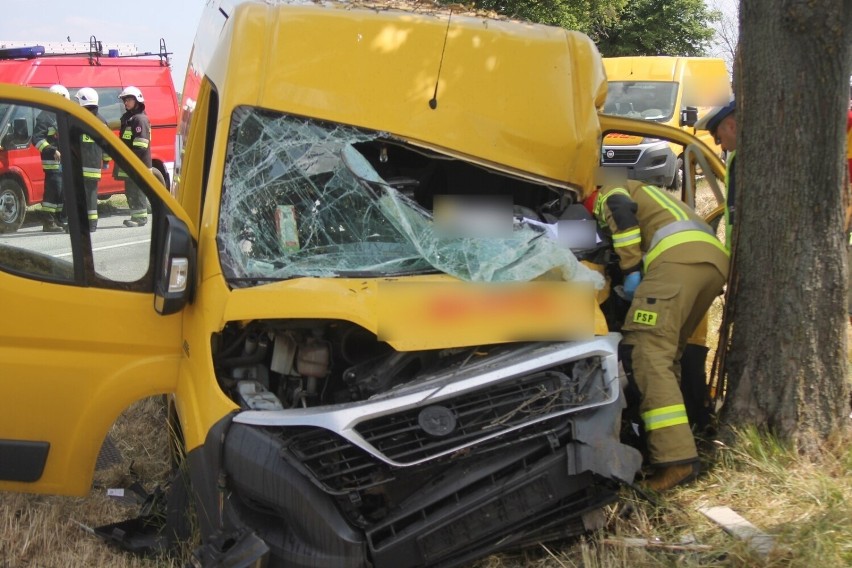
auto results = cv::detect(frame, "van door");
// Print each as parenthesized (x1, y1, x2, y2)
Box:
(0, 85, 194, 496)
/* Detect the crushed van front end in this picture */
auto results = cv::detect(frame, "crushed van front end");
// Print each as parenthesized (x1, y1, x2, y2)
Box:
(181, 15, 641, 563)
(187, 333, 640, 568)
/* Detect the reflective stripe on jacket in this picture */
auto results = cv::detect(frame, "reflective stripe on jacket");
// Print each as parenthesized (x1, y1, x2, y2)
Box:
(594, 180, 729, 277)
(80, 110, 110, 180)
(32, 110, 60, 170)
(115, 107, 152, 179)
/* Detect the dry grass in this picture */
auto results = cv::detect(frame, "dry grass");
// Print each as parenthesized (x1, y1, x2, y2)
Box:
(470, 426, 852, 568)
(0, 397, 180, 568)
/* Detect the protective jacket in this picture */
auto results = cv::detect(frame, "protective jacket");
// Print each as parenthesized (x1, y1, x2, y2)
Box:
(81, 110, 111, 181)
(115, 104, 152, 178)
(593, 181, 728, 278)
(33, 111, 60, 172)
(725, 151, 737, 248)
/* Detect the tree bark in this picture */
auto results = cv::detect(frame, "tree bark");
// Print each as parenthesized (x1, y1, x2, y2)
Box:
(721, 0, 852, 455)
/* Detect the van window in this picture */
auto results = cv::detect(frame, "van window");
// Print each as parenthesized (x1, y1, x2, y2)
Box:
(0, 105, 74, 282)
(70, 122, 153, 284)
(0, 99, 156, 289)
(218, 107, 591, 287)
(90, 88, 124, 127)
(0, 102, 37, 149)
(31, 86, 125, 127)
(603, 81, 678, 121)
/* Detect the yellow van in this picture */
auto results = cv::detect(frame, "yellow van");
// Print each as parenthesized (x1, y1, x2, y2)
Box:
(600, 56, 731, 191)
(0, 2, 727, 566)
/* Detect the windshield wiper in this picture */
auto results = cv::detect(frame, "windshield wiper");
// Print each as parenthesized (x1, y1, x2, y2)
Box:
(226, 276, 296, 287)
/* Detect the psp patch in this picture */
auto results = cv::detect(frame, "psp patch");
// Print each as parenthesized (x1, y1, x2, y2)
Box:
(632, 309, 658, 326)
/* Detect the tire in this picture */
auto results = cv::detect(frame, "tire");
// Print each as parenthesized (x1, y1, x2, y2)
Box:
(666, 156, 684, 193)
(0, 177, 26, 234)
(150, 166, 167, 188)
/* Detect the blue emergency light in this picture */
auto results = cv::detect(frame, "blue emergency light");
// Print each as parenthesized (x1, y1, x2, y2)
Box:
(0, 46, 46, 59)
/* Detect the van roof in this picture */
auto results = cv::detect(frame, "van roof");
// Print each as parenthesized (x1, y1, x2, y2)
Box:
(603, 56, 728, 82)
(201, 1, 606, 192)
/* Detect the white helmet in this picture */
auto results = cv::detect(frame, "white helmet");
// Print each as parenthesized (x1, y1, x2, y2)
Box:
(75, 87, 99, 108)
(119, 86, 144, 103)
(48, 84, 70, 100)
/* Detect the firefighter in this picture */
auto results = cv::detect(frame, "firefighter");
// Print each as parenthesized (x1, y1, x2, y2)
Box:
(585, 180, 730, 491)
(115, 86, 151, 227)
(33, 84, 69, 232)
(696, 99, 737, 250)
(74, 88, 112, 232)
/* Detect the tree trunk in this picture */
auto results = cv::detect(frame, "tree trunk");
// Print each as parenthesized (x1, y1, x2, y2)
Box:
(721, 0, 852, 455)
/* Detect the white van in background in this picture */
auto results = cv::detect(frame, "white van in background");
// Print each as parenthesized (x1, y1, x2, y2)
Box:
(600, 56, 731, 191)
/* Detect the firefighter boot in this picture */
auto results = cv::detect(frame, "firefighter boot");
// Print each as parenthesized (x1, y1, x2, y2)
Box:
(42, 212, 63, 233)
(123, 216, 148, 228)
(641, 460, 700, 492)
(89, 219, 98, 232)
(56, 211, 69, 233)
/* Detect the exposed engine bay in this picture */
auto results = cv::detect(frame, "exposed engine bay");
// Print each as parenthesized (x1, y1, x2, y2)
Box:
(215, 318, 607, 411)
(202, 319, 641, 568)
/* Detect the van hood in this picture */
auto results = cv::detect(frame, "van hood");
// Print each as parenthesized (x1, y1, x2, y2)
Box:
(211, 2, 607, 195)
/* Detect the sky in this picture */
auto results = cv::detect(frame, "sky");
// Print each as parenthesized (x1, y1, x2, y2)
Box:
(0, 0, 205, 92)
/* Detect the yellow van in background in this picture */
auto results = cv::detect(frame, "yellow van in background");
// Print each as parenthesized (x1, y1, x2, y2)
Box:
(600, 56, 731, 191)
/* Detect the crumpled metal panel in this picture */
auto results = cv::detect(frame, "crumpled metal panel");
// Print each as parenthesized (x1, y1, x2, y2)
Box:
(219, 108, 603, 287)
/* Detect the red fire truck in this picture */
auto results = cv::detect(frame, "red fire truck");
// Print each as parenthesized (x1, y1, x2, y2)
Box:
(0, 37, 178, 232)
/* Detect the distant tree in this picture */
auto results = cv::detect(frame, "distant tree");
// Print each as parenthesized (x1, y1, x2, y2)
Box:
(456, 0, 626, 33)
(722, 0, 852, 455)
(707, 0, 739, 76)
(594, 0, 721, 56)
(444, 0, 718, 57)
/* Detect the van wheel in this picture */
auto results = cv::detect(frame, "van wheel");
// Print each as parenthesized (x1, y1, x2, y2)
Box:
(150, 166, 167, 188)
(0, 178, 26, 233)
(667, 157, 684, 193)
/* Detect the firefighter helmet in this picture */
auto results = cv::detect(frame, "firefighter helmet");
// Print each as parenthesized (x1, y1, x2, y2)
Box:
(119, 86, 144, 103)
(75, 87, 99, 108)
(49, 84, 70, 100)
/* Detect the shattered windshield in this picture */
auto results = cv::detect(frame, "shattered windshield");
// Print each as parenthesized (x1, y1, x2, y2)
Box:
(603, 81, 678, 122)
(218, 107, 602, 287)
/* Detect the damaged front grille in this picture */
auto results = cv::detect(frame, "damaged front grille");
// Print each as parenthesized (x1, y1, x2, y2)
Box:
(283, 368, 602, 495)
(285, 427, 394, 495)
(355, 371, 581, 464)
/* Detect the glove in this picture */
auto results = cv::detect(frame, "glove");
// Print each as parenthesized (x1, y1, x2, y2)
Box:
(623, 271, 642, 300)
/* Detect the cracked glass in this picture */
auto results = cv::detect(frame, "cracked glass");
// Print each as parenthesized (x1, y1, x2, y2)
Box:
(219, 107, 602, 287)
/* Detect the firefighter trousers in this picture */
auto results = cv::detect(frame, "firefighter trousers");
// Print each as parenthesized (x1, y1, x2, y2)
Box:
(42, 170, 63, 214)
(621, 260, 726, 466)
(124, 178, 149, 220)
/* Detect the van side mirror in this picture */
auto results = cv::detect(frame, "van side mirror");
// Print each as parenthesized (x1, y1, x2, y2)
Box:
(13, 118, 29, 141)
(1, 117, 30, 150)
(154, 214, 195, 315)
(680, 106, 698, 127)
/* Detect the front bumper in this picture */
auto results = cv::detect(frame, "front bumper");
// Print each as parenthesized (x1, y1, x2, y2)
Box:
(187, 335, 642, 568)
